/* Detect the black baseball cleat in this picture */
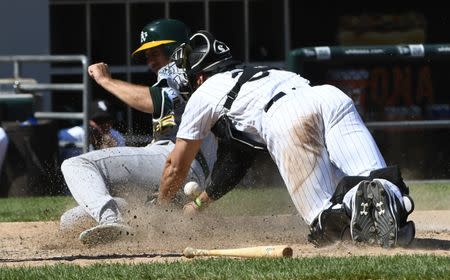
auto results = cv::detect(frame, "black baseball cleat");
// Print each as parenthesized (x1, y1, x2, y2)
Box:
(368, 180, 400, 248)
(350, 179, 413, 248)
(350, 180, 378, 245)
(308, 204, 351, 247)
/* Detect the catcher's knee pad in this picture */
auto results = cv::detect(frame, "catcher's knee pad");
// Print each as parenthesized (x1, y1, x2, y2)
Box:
(308, 205, 351, 247)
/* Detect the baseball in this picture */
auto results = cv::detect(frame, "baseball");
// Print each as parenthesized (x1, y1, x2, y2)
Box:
(184, 181, 201, 198)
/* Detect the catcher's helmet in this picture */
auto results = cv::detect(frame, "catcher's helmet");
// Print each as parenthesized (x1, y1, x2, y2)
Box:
(170, 30, 237, 98)
(172, 30, 233, 75)
(132, 19, 190, 57)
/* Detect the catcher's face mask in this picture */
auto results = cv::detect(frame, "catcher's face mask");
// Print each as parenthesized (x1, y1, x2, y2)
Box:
(170, 43, 195, 100)
(156, 61, 191, 101)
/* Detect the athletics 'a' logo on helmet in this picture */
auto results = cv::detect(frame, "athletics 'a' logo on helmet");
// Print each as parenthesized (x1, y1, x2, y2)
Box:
(140, 31, 148, 44)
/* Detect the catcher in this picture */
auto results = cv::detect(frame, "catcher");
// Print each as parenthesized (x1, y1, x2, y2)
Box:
(157, 30, 416, 248)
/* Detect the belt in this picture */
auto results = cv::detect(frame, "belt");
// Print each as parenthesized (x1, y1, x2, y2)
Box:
(264, 91, 286, 112)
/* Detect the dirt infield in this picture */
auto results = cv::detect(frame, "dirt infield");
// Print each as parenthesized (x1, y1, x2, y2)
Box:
(0, 210, 449, 267)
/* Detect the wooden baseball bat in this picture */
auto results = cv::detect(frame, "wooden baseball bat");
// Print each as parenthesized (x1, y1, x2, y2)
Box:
(183, 245, 293, 258)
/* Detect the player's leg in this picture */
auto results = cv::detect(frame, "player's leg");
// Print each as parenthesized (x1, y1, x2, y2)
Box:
(61, 147, 130, 225)
(261, 86, 404, 247)
(61, 146, 151, 244)
(61, 144, 168, 244)
(261, 92, 337, 225)
(60, 205, 94, 233)
(61, 143, 176, 222)
(316, 85, 413, 246)
(61, 141, 208, 244)
(60, 197, 127, 233)
(315, 85, 386, 176)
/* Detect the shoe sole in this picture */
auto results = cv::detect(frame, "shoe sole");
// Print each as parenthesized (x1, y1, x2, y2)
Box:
(369, 180, 398, 248)
(351, 180, 377, 245)
(79, 223, 133, 245)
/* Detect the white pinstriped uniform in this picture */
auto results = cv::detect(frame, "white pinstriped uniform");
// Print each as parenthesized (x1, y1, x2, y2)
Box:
(177, 69, 386, 225)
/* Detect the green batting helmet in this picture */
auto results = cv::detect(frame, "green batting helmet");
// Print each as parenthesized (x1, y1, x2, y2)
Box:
(132, 19, 190, 57)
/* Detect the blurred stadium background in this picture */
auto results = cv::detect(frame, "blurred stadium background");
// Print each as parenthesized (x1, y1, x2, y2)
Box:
(0, 0, 449, 196)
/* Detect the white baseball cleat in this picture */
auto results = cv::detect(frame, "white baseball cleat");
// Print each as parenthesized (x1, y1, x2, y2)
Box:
(79, 222, 134, 245)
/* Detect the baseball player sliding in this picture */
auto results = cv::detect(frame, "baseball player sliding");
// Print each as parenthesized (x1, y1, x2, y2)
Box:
(158, 30, 415, 248)
(59, 19, 217, 245)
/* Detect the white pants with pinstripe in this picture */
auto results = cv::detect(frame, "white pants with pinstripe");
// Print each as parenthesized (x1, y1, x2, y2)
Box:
(261, 84, 386, 225)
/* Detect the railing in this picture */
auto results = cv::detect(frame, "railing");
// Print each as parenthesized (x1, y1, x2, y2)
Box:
(286, 44, 450, 130)
(0, 55, 90, 153)
(365, 120, 450, 129)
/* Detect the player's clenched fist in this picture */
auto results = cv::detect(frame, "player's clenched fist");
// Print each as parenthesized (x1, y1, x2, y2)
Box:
(88, 62, 111, 85)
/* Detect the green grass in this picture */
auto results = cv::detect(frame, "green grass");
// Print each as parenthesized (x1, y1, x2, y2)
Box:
(0, 196, 76, 222)
(0, 182, 448, 222)
(207, 181, 450, 216)
(0, 183, 448, 278)
(408, 182, 450, 210)
(0, 255, 448, 280)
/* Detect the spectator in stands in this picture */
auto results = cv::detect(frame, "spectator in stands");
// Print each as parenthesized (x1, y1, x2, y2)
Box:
(58, 99, 125, 160)
(0, 126, 8, 180)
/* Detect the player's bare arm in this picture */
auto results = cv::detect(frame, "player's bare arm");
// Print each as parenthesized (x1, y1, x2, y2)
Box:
(158, 138, 203, 203)
(88, 62, 154, 113)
